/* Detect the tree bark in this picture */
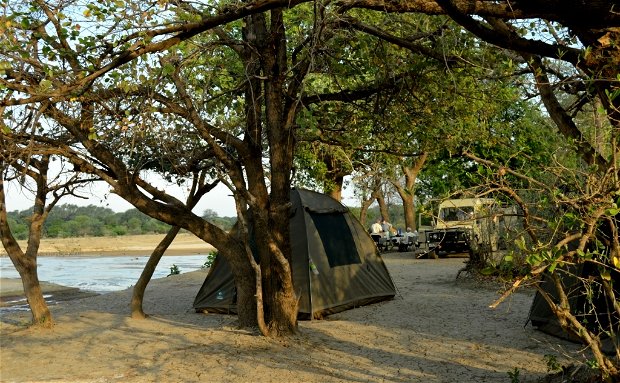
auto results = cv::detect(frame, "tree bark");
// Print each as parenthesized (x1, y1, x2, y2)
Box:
(238, 8, 299, 335)
(16, 261, 51, 326)
(392, 153, 428, 230)
(327, 178, 344, 201)
(263, 7, 299, 335)
(0, 165, 52, 327)
(131, 175, 218, 319)
(376, 192, 389, 222)
(359, 195, 374, 227)
(400, 191, 416, 230)
(131, 225, 182, 319)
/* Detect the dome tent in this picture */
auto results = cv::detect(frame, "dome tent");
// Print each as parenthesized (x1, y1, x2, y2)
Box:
(193, 188, 396, 319)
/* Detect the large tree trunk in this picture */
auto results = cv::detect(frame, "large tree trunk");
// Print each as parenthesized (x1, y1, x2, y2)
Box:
(262, 8, 299, 335)
(224, 246, 260, 328)
(401, 192, 416, 230)
(393, 153, 428, 230)
(250, 203, 298, 335)
(376, 192, 389, 222)
(237, 8, 299, 336)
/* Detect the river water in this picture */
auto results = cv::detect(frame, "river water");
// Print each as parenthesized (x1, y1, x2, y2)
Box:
(0, 254, 209, 294)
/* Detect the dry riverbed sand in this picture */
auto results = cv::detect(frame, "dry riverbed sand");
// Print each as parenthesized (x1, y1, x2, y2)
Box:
(0, 233, 215, 257)
(0, 244, 589, 382)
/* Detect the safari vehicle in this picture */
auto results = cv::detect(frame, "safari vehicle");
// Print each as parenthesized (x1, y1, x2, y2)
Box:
(423, 198, 501, 257)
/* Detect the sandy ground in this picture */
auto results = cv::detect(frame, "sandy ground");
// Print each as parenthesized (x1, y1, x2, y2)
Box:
(0, 248, 591, 383)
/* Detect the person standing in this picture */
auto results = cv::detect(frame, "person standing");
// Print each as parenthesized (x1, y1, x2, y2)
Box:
(370, 218, 383, 234)
(381, 218, 393, 236)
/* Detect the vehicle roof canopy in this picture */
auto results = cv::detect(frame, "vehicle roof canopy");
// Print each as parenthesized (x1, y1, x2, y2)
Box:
(438, 198, 496, 209)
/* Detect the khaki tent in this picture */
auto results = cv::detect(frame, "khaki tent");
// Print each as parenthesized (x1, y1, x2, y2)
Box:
(193, 188, 396, 319)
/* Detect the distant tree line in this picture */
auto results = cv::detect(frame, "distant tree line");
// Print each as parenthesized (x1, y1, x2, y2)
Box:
(7, 204, 236, 240)
(7, 203, 409, 240)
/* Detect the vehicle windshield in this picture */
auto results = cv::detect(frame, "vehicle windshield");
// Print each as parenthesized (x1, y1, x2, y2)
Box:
(439, 206, 474, 221)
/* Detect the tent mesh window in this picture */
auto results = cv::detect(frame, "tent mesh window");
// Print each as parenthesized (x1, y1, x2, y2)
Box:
(309, 212, 361, 267)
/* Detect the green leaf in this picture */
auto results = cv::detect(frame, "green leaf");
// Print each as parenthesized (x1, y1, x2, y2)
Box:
(39, 79, 53, 91)
(548, 262, 558, 273)
(605, 208, 619, 215)
(600, 269, 611, 281)
(162, 63, 175, 76)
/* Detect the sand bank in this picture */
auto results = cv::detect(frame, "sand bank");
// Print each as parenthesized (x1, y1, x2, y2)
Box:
(0, 233, 215, 257)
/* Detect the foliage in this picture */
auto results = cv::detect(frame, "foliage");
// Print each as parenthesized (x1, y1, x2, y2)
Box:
(7, 204, 169, 239)
(202, 250, 218, 269)
(167, 264, 180, 276)
(201, 210, 236, 232)
(7, 204, 237, 240)
(544, 354, 562, 373)
(467, 134, 619, 378)
(507, 367, 520, 383)
(5, 215, 28, 240)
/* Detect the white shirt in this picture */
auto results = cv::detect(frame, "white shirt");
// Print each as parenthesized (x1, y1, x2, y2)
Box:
(370, 222, 382, 234)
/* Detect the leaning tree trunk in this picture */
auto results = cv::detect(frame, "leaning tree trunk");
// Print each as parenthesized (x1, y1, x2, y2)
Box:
(130, 175, 217, 319)
(359, 195, 374, 227)
(0, 167, 53, 327)
(541, 273, 620, 379)
(131, 225, 182, 318)
(360, 178, 384, 226)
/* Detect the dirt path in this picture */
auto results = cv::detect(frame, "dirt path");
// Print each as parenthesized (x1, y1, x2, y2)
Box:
(0, 253, 585, 382)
